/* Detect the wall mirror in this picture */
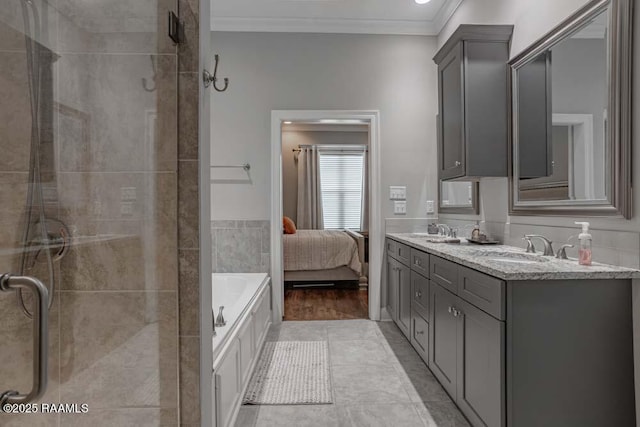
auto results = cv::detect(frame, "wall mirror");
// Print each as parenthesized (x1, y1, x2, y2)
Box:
(509, 0, 632, 217)
(439, 181, 479, 214)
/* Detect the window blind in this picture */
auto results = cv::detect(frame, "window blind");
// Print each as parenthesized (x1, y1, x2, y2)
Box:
(318, 151, 365, 230)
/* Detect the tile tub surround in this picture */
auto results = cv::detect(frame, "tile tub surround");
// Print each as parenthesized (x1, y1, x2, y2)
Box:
(387, 233, 640, 281)
(237, 319, 469, 427)
(212, 220, 270, 273)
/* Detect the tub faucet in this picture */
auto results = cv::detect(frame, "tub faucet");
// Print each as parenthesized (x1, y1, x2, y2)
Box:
(215, 306, 226, 327)
(212, 309, 217, 336)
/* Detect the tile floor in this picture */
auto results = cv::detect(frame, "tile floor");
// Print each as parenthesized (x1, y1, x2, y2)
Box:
(235, 319, 470, 427)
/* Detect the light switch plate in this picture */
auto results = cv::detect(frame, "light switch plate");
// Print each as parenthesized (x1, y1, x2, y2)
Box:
(390, 186, 406, 200)
(426, 200, 435, 214)
(394, 201, 407, 215)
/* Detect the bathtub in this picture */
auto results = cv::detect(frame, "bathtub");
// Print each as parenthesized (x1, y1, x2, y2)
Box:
(211, 273, 272, 427)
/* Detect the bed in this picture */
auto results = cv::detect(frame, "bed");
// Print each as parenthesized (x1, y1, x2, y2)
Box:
(283, 229, 367, 286)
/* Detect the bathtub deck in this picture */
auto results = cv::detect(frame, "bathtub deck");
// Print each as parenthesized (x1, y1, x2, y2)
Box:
(284, 288, 368, 321)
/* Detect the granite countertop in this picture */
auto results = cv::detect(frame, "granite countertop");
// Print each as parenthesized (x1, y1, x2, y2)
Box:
(387, 233, 640, 281)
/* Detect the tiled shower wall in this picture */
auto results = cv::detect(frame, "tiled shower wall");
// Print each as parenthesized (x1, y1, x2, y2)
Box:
(211, 220, 271, 273)
(176, 0, 202, 426)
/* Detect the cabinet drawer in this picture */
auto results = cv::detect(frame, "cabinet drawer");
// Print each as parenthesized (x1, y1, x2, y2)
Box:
(430, 256, 459, 294)
(411, 271, 429, 319)
(458, 265, 505, 320)
(411, 312, 429, 363)
(386, 238, 411, 266)
(410, 248, 430, 277)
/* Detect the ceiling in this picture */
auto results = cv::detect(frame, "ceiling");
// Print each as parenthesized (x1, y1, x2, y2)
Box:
(211, 0, 465, 35)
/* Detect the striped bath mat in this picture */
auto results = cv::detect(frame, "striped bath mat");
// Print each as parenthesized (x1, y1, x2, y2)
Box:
(243, 341, 333, 405)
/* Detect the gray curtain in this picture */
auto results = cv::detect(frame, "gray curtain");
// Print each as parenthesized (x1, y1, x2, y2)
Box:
(296, 146, 324, 229)
(361, 151, 369, 231)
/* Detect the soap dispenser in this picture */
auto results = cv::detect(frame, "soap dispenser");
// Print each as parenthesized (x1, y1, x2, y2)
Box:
(575, 222, 592, 265)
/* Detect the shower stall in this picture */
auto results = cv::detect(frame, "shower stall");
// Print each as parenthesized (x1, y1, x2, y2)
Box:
(0, 0, 181, 424)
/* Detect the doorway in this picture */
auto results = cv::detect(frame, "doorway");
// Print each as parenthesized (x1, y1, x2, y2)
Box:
(270, 110, 382, 324)
(281, 121, 370, 320)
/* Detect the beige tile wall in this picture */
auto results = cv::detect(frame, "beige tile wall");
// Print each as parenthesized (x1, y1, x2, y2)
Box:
(177, 0, 202, 425)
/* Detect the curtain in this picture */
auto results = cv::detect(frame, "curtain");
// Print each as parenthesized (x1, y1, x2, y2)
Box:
(296, 146, 324, 229)
(361, 150, 369, 231)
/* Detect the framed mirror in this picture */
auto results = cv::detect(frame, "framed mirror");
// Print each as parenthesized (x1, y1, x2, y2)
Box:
(509, 0, 632, 218)
(439, 181, 479, 214)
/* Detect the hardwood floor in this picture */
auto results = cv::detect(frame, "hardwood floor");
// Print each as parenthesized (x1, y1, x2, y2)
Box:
(283, 287, 369, 321)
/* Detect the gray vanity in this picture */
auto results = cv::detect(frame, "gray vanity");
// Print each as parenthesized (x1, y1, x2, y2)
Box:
(386, 234, 638, 427)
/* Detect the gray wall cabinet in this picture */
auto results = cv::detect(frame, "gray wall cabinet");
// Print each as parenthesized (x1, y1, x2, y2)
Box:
(434, 25, 514, 181)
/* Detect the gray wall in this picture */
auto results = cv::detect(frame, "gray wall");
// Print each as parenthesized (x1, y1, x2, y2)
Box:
(210, 32, 439, 222)
(282, 129, 368, 223)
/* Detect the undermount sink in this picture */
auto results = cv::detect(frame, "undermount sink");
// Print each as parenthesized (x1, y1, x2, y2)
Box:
(410, 233, 460, 243)
(474, 251, 550, 264)
(487, 257, 549, 265)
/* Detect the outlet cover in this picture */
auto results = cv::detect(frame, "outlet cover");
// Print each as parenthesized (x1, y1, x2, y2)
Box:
(394, 201, 407, 215)
(426, 200, 435, 214)
(389, 186, 406, 200)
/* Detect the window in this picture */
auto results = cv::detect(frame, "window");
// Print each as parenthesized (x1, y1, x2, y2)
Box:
(319, 151, 365, 230)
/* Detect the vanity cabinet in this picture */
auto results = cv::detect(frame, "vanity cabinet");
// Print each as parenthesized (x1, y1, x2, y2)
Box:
(429, 256, 506, 427)
(386, 254, 411, 339)
(387, 239, 432, 362)
(387, 234, 637, 427)
(434, 25, 513, 181)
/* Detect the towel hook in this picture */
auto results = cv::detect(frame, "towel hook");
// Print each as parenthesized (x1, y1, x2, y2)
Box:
(203, 54, 229, 92)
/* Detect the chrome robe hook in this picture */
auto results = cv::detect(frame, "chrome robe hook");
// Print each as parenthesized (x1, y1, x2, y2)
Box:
(204, 54, 229, 92)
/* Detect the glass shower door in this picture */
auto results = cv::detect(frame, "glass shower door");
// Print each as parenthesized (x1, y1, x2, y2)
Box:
(0, 1, 179, 425)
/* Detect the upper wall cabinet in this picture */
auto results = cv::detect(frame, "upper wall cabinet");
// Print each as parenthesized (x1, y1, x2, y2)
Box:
(434, 25, 514, 181)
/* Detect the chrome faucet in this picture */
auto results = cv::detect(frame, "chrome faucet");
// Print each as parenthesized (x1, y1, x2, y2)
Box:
(524, 235, 555, 256)
(522, 236, 536, 253)
(556, 244, 575, 260)
(437, 224, 451, 237)
(215, 306, 226, 327)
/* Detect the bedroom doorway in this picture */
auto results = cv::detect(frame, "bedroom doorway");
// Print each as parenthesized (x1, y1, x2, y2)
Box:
(270, 111, 382, 323)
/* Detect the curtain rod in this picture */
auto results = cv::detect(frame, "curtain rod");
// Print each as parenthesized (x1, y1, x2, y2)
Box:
(292, 144, 368, 153)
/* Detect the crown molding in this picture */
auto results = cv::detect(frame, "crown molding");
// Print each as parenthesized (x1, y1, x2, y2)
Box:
(211, 0, 465, 36)
(211, 16, 436, 35)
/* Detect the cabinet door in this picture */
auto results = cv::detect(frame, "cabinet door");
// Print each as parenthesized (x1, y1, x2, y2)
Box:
(457, 299, 505, 427)
(517, 51, 552, 179)
(386, 256, 397, 321)
(397, 261, 411, 338)
(429, 282, 459, 399)
(438, 43, 465, 180)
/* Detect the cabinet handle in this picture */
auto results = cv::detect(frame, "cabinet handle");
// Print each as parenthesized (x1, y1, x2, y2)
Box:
(455, 161, 461, 166)
(416, 330, 425, 335)
(415, 259, 421, 267)
(448, 306, 453, 314)
(452, 308, 462, 317)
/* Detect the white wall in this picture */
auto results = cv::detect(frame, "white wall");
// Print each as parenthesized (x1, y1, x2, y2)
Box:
(210, 32, 439, 222)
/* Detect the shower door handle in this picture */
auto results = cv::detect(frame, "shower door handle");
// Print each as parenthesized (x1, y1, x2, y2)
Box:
(0, 274, 49, 408)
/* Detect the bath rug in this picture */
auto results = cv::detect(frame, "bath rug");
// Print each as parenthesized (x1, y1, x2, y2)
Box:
(243, 341, 333, 405)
